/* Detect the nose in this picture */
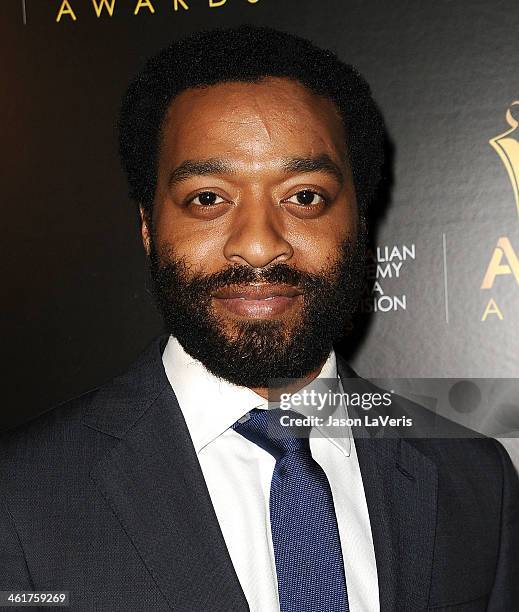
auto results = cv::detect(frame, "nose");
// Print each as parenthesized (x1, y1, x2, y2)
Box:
(223, 197, 294, 268)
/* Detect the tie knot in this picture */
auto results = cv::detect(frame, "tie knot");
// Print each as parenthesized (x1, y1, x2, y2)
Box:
(232, 408, 311, 459)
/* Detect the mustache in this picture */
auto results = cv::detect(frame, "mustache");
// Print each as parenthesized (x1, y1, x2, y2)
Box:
(153, 259, 335, 296)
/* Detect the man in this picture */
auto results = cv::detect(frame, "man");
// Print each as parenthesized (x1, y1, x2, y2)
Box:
(1, 25, 517, 612)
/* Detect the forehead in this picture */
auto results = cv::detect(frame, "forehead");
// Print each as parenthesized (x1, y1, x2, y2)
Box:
(159, 77, 347, 165)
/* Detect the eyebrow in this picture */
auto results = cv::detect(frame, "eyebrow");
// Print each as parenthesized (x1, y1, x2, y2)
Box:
(282, 155, 344, 187)
(168, 159, 232, 187)
(167, 153, 345, 188)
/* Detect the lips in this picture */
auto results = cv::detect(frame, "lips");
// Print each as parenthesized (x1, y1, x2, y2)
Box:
(212, 283, 303, 318)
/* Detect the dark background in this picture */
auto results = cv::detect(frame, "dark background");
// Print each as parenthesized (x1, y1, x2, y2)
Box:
(2, 1, 518, 445)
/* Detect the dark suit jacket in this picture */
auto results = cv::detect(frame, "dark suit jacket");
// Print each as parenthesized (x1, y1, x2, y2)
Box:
(1, 335, 518, 611)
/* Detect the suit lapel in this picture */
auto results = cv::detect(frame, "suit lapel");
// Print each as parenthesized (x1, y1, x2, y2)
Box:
(354, 436, 399, 610)
(391, 437, 438, 610)
(338, 357, 438, 611)
(85, 337, 248, 612)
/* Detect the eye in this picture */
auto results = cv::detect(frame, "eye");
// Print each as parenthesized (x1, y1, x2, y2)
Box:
(284, 190, 327, 207)
(189, 191, 227, 206)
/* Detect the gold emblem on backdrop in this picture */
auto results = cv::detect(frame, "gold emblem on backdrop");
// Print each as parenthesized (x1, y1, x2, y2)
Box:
(489, 101, 519, 217)
(479, 102, 519, 321)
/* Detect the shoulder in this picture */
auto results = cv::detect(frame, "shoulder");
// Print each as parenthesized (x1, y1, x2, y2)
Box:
(1, 388, 96, 443)
(336, 354, 516, 480)
(0, 334, 170, 469)
(389, 388, 512, 476)
(0, 389, 112, 486)
(378, 386, 517, 515)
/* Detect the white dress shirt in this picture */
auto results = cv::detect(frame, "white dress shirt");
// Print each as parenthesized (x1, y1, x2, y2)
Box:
(162, 335, 379, 611)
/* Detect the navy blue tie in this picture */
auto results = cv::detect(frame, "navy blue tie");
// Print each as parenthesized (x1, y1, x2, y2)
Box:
(233, 408, 349, 612)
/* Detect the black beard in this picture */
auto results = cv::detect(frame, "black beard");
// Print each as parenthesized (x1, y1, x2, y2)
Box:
(149, 232, 366, 388)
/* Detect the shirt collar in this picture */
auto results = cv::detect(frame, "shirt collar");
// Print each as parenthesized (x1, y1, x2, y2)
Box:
(162, 335, 351, 458)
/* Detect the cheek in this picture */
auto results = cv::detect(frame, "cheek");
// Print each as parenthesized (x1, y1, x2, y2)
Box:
(291, 232, 345, 273)
(288, 211, 358, 273)
(181, 233, 228, 270)
(153, 205, 229, 273)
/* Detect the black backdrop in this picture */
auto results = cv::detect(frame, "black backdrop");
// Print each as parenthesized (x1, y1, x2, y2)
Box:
(2, 1, 518, 456)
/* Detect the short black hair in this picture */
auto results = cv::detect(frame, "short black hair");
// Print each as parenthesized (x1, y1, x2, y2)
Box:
(118, 25, 385, 219)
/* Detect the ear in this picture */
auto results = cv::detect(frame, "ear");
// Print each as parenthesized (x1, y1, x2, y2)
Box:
(139, 205, 151, 256)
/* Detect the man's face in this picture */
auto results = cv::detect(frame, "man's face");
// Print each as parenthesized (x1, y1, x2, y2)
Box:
(144, 77, 365, 388)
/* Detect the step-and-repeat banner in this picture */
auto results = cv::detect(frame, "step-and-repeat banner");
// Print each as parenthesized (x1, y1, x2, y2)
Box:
(3, 0, 518, 462)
